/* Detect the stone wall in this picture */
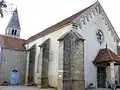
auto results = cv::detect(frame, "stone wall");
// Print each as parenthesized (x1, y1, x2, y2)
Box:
(0, 49, 26, 84)
(71, 40, 84, 90)
(58, 31, 85, 90)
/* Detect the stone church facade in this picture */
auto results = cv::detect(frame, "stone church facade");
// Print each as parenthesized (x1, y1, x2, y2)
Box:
(25, 1, 120, 90)
(0, 1, 120, 90)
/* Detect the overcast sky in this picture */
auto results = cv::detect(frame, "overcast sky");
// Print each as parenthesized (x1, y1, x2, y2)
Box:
(0, 0, 119, 39)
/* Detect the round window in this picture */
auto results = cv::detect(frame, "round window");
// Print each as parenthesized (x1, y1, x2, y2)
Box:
(96, 29, 104, 43)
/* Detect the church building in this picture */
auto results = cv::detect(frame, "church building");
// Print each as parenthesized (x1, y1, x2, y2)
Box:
(0, 1, 120, 90)
(24, 1, 120, 90)
(0, 8, 26, 85)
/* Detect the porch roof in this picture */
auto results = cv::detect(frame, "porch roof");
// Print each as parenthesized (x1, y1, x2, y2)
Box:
(93, 48, 120, 64)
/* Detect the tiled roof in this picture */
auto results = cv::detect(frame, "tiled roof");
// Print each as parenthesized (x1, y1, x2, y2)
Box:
(27, 2, 95, 43)
(0, 34, 26, 51)
(26, 1, 120, 44)
(93, 48, 120, 64)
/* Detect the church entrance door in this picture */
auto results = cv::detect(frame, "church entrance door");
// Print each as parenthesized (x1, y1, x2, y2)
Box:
(97, 67, 106, 88)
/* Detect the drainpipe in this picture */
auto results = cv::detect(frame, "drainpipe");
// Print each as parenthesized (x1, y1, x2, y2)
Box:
(0, 43, 2, 84)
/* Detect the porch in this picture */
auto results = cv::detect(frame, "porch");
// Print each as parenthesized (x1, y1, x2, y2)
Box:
(93, 47, 120, 88)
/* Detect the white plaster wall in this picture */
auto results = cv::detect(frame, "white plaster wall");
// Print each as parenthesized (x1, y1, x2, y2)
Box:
(25, 24, 72, 84)
(0, 49, 26, 84)
(76, 12, 118, 87)
(25, 10, 118, 87)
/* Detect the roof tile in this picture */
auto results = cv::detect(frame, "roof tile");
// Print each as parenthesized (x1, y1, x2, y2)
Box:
(27, 2, 95, 43)
(0, 34, 26, 51)
(93, 48, 120, 64)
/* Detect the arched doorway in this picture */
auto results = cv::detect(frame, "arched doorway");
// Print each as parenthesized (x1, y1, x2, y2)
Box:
(10, 69, 19, 85)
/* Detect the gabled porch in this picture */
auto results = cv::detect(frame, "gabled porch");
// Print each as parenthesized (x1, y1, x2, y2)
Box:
(93, 47, 120, 88)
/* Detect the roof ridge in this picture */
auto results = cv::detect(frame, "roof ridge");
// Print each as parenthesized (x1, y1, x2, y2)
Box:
(106, 48, 113, 61)
(26, 1, 97, 43)
(0, 34, 26, 41)
(93, 48, 120, 64)
(0, 34, 26, 51)
(98, 1, 120, 41)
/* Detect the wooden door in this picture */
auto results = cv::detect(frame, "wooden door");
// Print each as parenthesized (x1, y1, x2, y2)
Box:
(97, 67, 106, 88)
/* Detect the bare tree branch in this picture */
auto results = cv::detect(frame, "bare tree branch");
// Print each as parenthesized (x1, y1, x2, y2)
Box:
(0, 0, 7, 17)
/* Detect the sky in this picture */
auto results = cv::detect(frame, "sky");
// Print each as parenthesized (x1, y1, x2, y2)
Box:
(0, 0, 119, 40)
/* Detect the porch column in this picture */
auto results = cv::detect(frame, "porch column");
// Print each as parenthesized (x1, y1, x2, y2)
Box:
(110, 62, 115, 85)
(25, 51, 30, 85)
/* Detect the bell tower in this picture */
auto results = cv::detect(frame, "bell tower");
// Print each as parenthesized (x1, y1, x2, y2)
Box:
(5, 8, 21, 38)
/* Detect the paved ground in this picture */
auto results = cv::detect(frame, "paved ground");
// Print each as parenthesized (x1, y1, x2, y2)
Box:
(0, 86, 56, 90)
(0, 86, 114, 90)
(88, 88, 112, 90)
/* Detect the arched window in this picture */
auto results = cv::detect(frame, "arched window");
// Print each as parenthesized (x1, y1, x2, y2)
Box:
(14, 30, 17, 35)
(11, 29, 17, 35)
(12, 69, 18, 72)
(11, 29, 14, 35)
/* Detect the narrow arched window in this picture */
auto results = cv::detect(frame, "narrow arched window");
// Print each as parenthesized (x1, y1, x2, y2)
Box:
(12, 29, 14, 35)
(14, 30, 17, 35)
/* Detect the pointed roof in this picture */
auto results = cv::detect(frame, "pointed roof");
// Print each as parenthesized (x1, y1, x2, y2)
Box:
(6, 8, 20, 29)
(93, 48, 120, 64)
(27, 2, 95, 42)
(26, 1, 120, 43)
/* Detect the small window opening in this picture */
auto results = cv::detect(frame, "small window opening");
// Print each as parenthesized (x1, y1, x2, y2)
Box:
(11, 29, 17, 36)
(14, 30, 17, 35)
(11, 29, 14, 35)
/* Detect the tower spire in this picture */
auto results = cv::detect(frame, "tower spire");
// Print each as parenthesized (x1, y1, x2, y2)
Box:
(5, 8, 21, 38)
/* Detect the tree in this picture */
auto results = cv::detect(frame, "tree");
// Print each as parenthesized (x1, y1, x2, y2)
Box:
(0, 0, 7, 17)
